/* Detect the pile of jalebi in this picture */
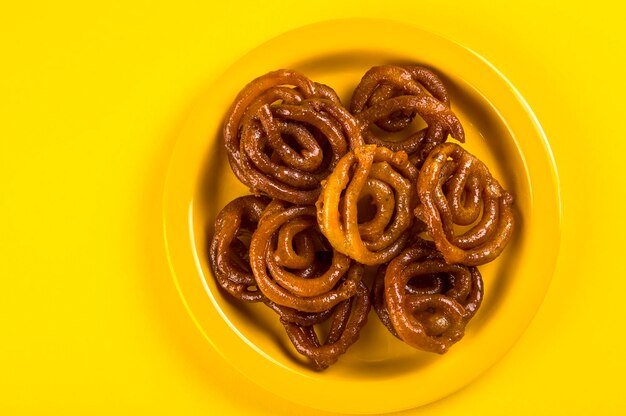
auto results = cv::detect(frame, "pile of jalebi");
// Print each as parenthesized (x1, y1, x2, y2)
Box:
(209, 65, 515, 370)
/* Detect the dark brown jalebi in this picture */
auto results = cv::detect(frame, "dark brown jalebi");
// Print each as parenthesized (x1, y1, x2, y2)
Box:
(350, 65, 465, 166)
(281, 278, 371, 370)
(223, 69, 364, 205)
(209, 195, 271, 302)
(249, 200, 361, 313)
(371, 263, 400, 339)
(416, 142, 515, 266)
(316, 144, 419, 265)
(382, 239, 484, 354)
(264, 300, 336, 326)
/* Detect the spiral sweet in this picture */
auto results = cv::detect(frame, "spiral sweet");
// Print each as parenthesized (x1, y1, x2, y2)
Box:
(224, 69, 364, 205)
(371, 264, 400, 339)
(415, 142, 515, 266)
(249, 200, 361, 313)
(281, 279, 371, 370)
(209, 195, 271, 302)
(350, 65, 465, 166)
(316, 144, 419, 265)
(383, 239, 484, 353)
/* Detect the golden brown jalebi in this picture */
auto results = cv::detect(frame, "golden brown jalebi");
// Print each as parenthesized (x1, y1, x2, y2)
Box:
(382, 239, 483, 354)
(209, 195, 271, 302)
(350, 65, 465, 166)
(223, 69, 364, 205)
(316, 144, 419, 265)
(371, 263, 400, 339)
(209, 196, 338, 326)
(281, 278, 371, 370)
(416, 142, 515, 266)
(249, 200, 361, 313)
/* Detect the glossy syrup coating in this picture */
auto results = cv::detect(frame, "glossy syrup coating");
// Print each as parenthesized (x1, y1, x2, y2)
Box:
(382, 239, 484, 354)
(209, 66, 516, 370)
(350, 65, 464, 166)
(416, 142, 515, 266)
(210, 196, 348, 328)
(280, 275, 371, 371)
(223, 69, 364, 205)
(249, 200, 361, 313)
(316, 144, 419, 265)
(264, 300, 336, 326)
(371, 263, 401, 339)
(209, 195, 271, 302)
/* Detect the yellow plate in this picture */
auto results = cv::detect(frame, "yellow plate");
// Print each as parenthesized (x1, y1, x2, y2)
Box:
(163, 19, 561, 414)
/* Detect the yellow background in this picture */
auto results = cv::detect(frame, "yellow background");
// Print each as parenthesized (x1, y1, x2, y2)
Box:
(1, 1, 624, 414)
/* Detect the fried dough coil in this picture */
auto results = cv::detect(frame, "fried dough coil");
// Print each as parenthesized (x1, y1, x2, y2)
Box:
(350, 65, 465, 166)
(209, 195, 271, 302)
(264, 300, 336, 326)
(416, 143, 515, 266)
(371, 264, 400, 339)
(249, 201, 361, 313)
(224, 69, 364, 204)
(281, 278, 371, 370)
(316, 144, 419, 265)
(383, 239, 484, 353)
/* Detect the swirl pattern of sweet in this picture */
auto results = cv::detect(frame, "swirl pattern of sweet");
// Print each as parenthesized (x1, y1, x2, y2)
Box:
(350, 65, 465, 166)
(208, 66, 515, 370)
(382, 239, 484, 353)
(316, 144, 419, 265)
(223, 69, 364, 205)
(249, 200, 362, 313)
(209, 196, 348, 328)
(280, 278, 371, 370)
(209, 195, 270, 302)
(415, 142, 515, 266)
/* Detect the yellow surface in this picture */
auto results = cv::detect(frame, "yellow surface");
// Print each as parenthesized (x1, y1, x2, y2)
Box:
(163, 20, 560, 414)
(1, 1, 624, 415)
